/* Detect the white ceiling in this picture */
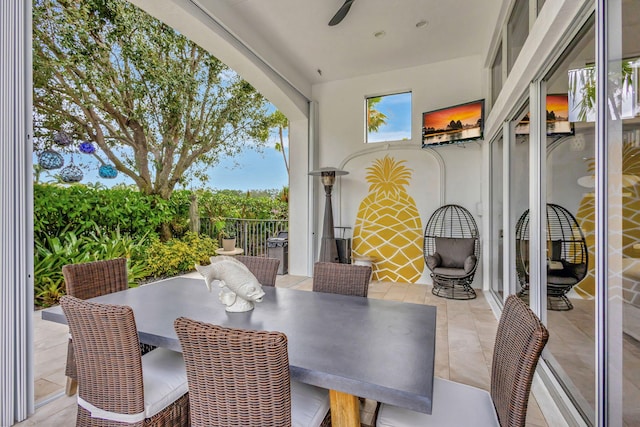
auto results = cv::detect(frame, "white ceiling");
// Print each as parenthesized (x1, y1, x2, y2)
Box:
(193, 0, 503, 88)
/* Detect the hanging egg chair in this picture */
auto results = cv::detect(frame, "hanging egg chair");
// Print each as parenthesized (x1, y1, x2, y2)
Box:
(423, 204, 480, 299)
(38, 149, 64, 170)
(515, 203, 588, 310)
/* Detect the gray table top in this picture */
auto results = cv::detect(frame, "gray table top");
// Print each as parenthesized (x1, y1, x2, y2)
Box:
(43, 276, 437, 414)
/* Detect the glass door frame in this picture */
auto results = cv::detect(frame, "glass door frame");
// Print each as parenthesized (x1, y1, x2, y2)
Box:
(596, 0, 624, 424)
(488, 132, 505, 302)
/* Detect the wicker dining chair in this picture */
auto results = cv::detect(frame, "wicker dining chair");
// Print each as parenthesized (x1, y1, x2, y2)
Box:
(376, 295, 549, 427)
(235, 255, 281, 287)
(313, 261, 375, 416)
(312, 262, 372, 297)
(62, 258, 156, 396)
(174, 317, 331, 427)
(60, 296, 189, 427)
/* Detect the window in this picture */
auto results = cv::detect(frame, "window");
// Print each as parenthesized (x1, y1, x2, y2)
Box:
(491, 42, 503, 105)
(507, 0, 529, 73)
(366, 92, 412, 143)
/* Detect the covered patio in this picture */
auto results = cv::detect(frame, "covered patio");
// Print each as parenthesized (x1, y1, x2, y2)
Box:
(2, 0, 638, 425)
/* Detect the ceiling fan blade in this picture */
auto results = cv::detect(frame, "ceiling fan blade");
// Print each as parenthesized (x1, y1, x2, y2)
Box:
(328, 0, 355, 26)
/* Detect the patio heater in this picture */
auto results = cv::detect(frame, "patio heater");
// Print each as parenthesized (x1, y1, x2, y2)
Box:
(309, 167, 349, 263)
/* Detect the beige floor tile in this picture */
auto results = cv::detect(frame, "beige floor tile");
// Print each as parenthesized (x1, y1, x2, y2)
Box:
(447, 328, 483, 354)
(14, 394, 76, 426)
(383, 282, 409, 301)
(34, 379, 65, 402)
(449, 349, 491, 390)
(402, 283, 428, 304)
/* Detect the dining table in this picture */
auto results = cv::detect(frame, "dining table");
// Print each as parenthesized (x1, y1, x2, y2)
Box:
(42, 276, 437, 427)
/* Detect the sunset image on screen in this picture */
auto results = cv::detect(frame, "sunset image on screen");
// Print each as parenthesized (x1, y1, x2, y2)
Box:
(546, 94, 569, 120)
(514, 94, 573, 135)
(423, 102, 482, 129)
(422, 100, 484, 145)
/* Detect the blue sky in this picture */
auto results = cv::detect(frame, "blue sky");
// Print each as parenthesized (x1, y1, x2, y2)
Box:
(201, 145, 289, 191)
(367, 92, 412, 143)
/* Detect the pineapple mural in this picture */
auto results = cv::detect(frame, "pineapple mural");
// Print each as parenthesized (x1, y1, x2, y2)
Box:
(574, 142, 640, 301)
(352, 155, 424, 282)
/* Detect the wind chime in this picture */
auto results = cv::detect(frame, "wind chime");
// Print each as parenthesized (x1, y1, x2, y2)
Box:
(37, 131, 119, 182)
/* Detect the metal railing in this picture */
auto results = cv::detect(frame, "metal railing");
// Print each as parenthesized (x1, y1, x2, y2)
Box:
(200, 217, 288, 256)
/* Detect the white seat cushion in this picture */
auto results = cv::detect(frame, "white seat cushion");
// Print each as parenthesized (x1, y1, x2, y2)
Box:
(377, 377, 499, 427)
(291, 380, 330, 427)
(141, 348, 189, 418)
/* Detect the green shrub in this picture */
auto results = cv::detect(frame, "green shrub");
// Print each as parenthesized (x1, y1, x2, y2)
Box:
(144, 232, 218, 278)
(33, 184, 188, 242)
(32, 185, 287, 305)
(33, 185, 288, 243)
(34, 231, 94, 307)
(197, 189, 288, 219)
(33, 227, 152, 307)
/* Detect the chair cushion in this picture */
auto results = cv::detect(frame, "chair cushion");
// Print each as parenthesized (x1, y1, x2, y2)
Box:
(561, 260, 587, 279)
(464, 255, 477, 274)
(376, 377, 499, 427)
(425, 252, 442, 270)
(435, 237, 476, 268)
(291, 380, 330, 427)
(142, 348, 189, 418)
(547, 274, 579, 286)
(432, 267, 468, 277)
(548, 239, 563, 261)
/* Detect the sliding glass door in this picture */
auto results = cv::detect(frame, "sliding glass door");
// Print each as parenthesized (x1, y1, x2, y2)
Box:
(541, 17, 597, 424)
(603, 0, 640, 424)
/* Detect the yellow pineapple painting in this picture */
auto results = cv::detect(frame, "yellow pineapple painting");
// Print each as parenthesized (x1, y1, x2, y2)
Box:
(352, 155, 424, 282)
(575, 142, 640, 299)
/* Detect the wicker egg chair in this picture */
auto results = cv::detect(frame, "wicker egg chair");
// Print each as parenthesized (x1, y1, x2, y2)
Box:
(423, 204, 480, 299)
(515, 203, 588, 311)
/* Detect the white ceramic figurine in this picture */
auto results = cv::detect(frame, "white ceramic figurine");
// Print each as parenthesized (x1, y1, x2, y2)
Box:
(195, 256, 265, 312)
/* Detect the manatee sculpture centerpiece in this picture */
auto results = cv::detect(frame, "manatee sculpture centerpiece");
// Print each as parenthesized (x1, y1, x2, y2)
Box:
(196, 255, 265, 312)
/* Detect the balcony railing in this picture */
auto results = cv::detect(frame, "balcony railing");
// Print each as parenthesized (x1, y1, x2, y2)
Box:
(200, 217, 288, 256)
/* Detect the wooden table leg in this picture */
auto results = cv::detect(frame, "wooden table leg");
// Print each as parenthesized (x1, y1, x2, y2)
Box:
(65, 377, 77, 396)
(329, 389, 360, 427)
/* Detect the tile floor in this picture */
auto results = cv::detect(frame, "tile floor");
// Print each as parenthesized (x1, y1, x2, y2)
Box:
(18, 274, 549, 426)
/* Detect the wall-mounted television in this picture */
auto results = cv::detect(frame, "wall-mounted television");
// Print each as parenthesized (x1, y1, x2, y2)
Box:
(422, 99, 484, 147)
(515, 94, 575, 136)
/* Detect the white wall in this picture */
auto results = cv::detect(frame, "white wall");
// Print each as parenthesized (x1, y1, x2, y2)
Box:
(311, 56, 485, 285)
(288, 116, 312, 276)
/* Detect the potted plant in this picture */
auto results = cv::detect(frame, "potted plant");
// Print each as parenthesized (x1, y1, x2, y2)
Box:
(220, 222, 237, 251)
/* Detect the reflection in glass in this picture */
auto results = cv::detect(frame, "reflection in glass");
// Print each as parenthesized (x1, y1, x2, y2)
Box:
(543, 16, 596, 423)
(615, 1, 640, 424)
